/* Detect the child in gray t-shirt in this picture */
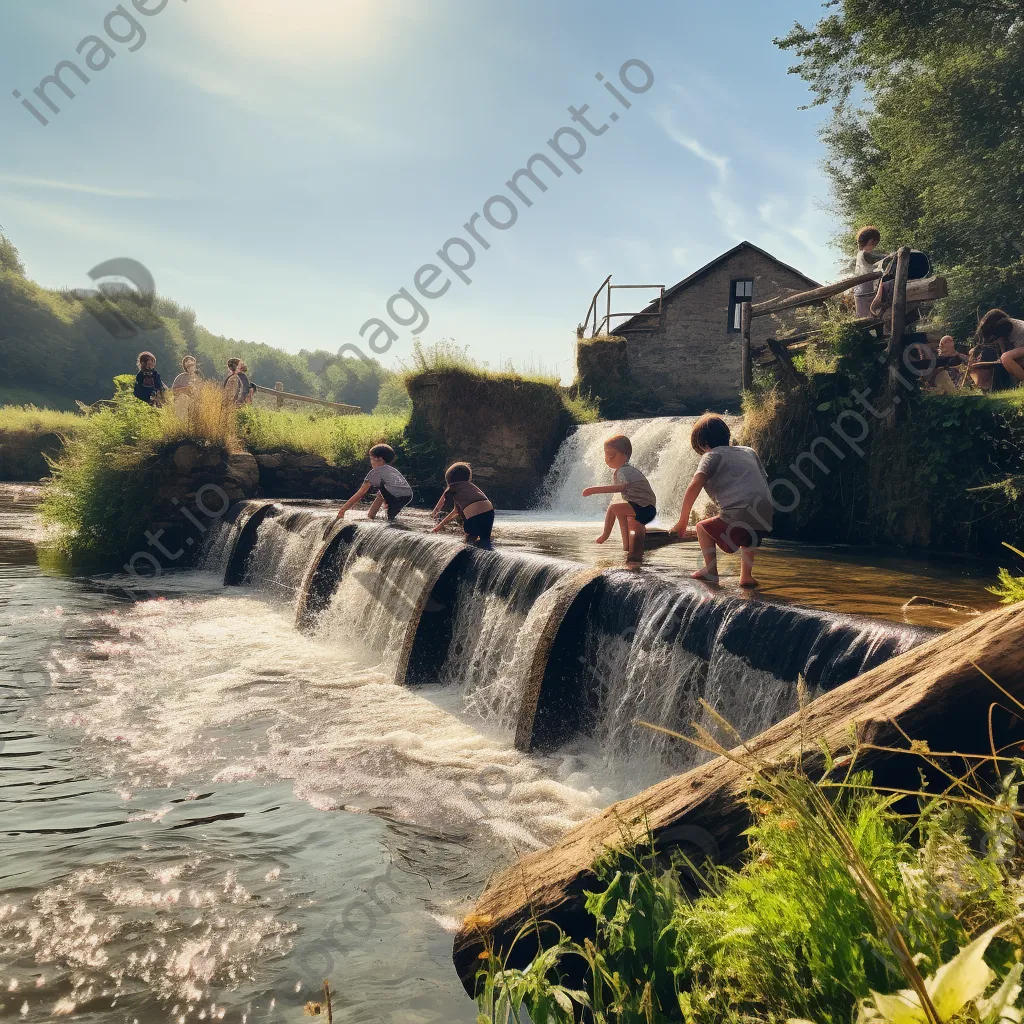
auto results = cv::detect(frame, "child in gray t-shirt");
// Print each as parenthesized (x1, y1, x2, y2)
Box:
(581, 433, 656, 563)
(670, 414, 773, 588)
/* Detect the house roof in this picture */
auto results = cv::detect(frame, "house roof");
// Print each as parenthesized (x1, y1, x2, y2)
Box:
(614, 240, 820, 333)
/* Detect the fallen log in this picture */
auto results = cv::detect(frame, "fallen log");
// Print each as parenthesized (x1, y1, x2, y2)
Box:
(453, 601, 1024, 993)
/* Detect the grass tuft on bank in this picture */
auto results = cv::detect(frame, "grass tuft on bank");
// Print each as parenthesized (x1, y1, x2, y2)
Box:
(237, 406, 410, 465)
(475, 754, 1024, 1024)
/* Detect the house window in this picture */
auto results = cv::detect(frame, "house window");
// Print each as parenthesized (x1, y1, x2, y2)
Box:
(728, 279, 754, 332)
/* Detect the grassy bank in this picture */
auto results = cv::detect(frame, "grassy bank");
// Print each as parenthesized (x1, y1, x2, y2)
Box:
(0, 405, 93, 481)
(237, 406, 409, 465)
(475, 752, 1024, 1024)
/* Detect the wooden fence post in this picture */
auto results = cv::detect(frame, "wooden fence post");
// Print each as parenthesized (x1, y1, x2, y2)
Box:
(740, 301, 753, 392)
(275, 381, 284, 409)
(887, 246, 911, 362)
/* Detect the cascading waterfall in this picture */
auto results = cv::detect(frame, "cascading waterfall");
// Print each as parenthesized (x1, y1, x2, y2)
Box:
(213, 503, 934, 778)
(242, 505, 336, 599)
(541, 415, 742, 518)
(315, 526, 462, 673)
(436, 549, 576, 730)
(529, 569, 932, 776)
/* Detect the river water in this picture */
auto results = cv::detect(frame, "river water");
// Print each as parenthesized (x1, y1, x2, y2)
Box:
(0, 467, 1001, 1023)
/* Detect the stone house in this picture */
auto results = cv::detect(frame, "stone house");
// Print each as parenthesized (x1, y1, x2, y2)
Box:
(576, 241, 818, 415)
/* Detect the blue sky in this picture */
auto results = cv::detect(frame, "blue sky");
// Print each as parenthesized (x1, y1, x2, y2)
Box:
(1, 0, 840, 381)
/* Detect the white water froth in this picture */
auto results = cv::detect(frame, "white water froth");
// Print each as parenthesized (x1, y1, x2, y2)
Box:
(541, 415, 742, 520)
(47, 596, 618, 854)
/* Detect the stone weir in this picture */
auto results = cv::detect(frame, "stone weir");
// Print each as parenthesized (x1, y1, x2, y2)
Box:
(211, 502, 934, 767)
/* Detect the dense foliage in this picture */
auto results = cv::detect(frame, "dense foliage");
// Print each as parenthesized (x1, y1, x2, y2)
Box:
(0, 235, 406, 414)
(476, 763, 1024, 1024)
(776, 1, 1024, 338)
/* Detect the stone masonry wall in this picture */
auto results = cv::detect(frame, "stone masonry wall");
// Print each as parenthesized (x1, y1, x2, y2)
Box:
(578, 248, 814, 416)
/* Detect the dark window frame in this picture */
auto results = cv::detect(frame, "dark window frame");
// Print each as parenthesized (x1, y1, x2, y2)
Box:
(728, 278, 754, 333)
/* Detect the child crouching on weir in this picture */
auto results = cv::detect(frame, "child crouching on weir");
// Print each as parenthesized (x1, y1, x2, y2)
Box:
(670, 414, 773, 588)
(431, 462, 495, 546)
(582, 433, 657, 564)
(336, 444, 414, 522)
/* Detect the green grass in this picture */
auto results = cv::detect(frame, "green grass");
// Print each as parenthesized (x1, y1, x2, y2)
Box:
(475, 759, 1024, 1024)
(0, 405, 90, 435)
(236, 406, 410, 464)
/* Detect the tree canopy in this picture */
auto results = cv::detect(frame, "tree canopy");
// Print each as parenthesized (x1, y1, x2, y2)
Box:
(777, 1, 1024, 335)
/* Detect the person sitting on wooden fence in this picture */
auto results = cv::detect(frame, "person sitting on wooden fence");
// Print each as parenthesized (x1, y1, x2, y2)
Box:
(852, 226, 886, 318)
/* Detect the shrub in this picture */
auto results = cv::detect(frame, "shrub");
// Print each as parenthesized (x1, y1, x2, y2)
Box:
(476, 763, 1024, 1024)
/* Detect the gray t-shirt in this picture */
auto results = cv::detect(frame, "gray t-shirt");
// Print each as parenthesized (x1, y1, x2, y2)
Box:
(365, 463, 413, 497)
(697, 445, 773, 531)
(853, 249, 886, 296)
(614, 463, 656, 508)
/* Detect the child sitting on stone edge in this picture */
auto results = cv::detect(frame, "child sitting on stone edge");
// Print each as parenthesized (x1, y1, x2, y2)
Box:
(670, 413, 773, 588)
(336, 443, 413, 522)
(582, 433, 657, 564)
(431, 462, 495, 546)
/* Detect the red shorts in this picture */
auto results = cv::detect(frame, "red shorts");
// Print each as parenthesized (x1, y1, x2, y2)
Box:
(699, 516, 765, 553)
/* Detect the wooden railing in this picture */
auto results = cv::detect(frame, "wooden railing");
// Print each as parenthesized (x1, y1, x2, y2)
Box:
(738, 249, 948, 389)
(254, 382, 361, 414)
(580, 275, 666, 338)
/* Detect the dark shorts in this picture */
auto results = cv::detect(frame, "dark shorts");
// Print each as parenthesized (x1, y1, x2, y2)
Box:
(627, 503, 657, 525)
(700, 516, 765, 552)
(463, 508, 494, 543)
(379, 483, 412, 521)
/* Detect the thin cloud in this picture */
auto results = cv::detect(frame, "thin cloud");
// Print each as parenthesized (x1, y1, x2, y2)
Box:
(654, 109, 730, 182)
(0, 175, 165, 200)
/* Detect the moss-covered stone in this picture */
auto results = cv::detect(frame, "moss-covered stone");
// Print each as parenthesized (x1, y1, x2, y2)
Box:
(404, 370, 577, 508)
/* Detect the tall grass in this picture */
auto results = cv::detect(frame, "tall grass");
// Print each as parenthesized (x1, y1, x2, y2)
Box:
(0, 404, 90, 436)
(990, 543, 1024, 605)
(41, 380, 240, 560)
(475, 731, 1024, 1024)
(236, 406, 410, 464)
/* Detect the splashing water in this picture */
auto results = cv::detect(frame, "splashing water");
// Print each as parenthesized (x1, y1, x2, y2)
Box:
(540, 415, 743, 519)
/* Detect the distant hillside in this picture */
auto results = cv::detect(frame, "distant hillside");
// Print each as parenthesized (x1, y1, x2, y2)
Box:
(0, 235, 406, 413)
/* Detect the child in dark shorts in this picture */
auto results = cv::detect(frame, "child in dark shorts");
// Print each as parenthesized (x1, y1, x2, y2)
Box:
(582, 433, 657, 563)
(431, 463, 494, 546)
(335, 444, 413, 522)
(670, 413, 773, 588)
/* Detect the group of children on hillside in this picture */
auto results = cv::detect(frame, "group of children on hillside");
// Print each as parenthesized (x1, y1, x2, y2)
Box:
(334, 412, 772, 587)
(132, 351, 255, 407)
(853, 227, 1024, 392)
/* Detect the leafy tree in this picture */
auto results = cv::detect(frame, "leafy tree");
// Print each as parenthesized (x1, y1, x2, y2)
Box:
(777, 1, 1024, 336)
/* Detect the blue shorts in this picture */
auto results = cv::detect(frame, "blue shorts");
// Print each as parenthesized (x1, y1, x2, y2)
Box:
(628, 503, 656, 525)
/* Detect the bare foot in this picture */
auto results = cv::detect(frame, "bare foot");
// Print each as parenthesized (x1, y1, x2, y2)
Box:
(594, 534, 611, 545)
(739, 578, 760, 589)
(691, 568, 719, 583)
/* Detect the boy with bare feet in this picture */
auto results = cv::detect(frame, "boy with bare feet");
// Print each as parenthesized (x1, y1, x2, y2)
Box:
(670, 414, 772, 588)
(582, 434, 656, 563)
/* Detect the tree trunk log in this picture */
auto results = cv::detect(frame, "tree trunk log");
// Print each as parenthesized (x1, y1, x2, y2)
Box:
(453, 601, 1024, 993)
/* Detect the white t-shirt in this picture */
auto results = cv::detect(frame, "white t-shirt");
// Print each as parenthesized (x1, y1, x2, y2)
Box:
(696, 445, 773, 531)
(365, 463, 413, 497)
(1008, 318, 1024, 348)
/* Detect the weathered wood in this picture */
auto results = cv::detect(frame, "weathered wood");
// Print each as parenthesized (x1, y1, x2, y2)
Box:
(766, 337, 805, 385)
(751, 271, 881, 317)
(906, 276, 948, 304)
(750, 274, 946, 321)
(453, 601, 1024, 992)
(740, 301, 752, 391)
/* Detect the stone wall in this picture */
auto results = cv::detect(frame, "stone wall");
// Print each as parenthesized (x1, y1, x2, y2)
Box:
(405, 371, 575, 508)
(254, 452, 364, 499)
(0, 431, 62, 481)
(146, 443, 260, 559)
(577, 246, 814, 416)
